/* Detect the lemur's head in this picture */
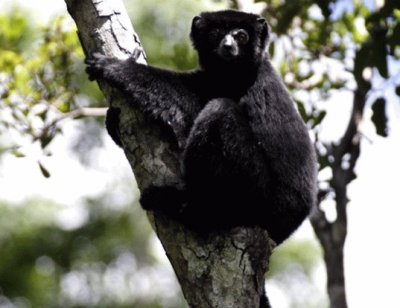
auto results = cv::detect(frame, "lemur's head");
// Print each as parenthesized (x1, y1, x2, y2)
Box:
(190, 10, 269, 70)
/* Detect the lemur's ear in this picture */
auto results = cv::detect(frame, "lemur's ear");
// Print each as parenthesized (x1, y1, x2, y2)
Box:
(257, 17, 266, 25)
(257, 17, 270, 45)
(192, 16, 203, 29)
(257, 17, 268, 33)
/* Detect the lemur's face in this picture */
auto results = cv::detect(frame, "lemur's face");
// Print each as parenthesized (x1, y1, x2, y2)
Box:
(190, 10, 269, 69)
(211, 28, 250, 60)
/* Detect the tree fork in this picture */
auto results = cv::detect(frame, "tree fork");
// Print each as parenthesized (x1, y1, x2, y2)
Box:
(65, 0, 274, 307)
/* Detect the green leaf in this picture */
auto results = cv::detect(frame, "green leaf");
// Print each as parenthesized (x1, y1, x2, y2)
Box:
(312, 110, 327, 128)
(38, 161, 51, 178)
(296, 101, 308, 122)
(0, 50, 22, 70)
(40, 132, 54, 149)
(371, 97, 388, 137)
(12, 150, 26, 158)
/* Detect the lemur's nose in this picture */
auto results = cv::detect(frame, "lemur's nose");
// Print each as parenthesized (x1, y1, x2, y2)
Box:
(220, 34, 239, 56)
(222, 35, 235, 50)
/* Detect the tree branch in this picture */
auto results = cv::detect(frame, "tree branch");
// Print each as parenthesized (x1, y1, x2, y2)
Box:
(65, 0, 273, 306)
(310, 84, 368, 308)
(32, 106, 107, 144)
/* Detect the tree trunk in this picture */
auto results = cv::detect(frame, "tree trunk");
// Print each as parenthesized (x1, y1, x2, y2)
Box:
(64, 0, 274, 307)
(311, 87, 368, 308)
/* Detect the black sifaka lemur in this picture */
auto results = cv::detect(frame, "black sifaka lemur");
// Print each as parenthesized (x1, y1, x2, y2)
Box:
(85, 10, 318, 246)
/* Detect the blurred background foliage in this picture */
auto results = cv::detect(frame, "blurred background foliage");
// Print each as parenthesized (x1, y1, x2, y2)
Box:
(0, 0, 399, 307)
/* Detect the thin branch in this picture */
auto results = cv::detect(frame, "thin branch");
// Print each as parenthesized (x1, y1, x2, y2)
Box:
(59, 107, 107, 119)
(33, 107, 107, 142)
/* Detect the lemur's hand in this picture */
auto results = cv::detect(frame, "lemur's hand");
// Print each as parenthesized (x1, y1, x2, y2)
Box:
(131, 47, 145, 62)
(84, 52, 118, 81)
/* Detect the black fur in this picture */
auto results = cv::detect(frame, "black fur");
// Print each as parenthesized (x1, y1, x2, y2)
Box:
(105, 107, 123, 147)
(85, 10, 317, 245)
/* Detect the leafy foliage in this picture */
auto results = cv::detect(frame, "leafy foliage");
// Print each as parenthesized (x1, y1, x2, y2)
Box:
(0, 195, 186, 308)
(261, 0, 400, 187)
(258, 1, 399, 306)
(0, 11, 101, 163)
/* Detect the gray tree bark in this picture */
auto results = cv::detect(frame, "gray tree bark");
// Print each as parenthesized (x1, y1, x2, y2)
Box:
(65, 0, 274, 307)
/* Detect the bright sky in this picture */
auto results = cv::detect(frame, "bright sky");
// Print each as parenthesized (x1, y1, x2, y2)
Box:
(1, 1, 400, 307)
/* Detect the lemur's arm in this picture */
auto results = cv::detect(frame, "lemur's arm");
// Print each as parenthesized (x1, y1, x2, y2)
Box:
(85, 52, 203, 148)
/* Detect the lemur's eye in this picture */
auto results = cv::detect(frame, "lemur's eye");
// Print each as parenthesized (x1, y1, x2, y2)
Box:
(211, 28, 225, 39)
(234, 29, 249, 45)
